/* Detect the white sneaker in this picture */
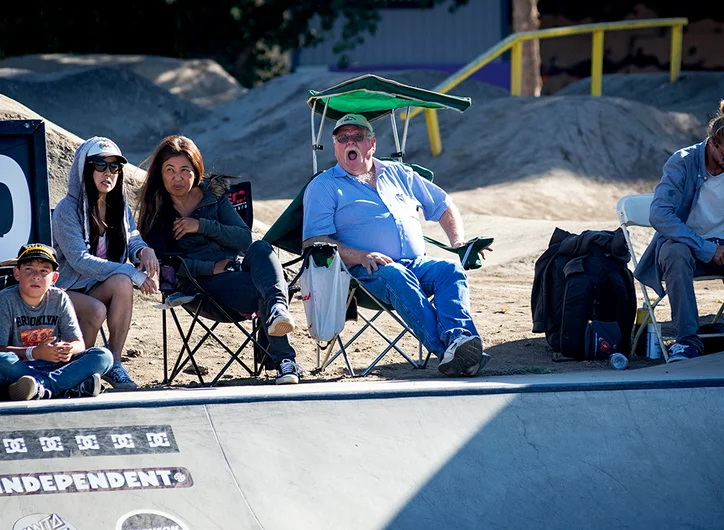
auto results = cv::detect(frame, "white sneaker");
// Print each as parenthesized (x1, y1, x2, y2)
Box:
(9, 376, 52, 400)
(462, 351, 492, 376)
(438, 335, 484, 377)
(267, 305, 296, 337)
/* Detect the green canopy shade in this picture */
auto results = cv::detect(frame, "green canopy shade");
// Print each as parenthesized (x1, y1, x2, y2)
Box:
(307, 74, 471, 122)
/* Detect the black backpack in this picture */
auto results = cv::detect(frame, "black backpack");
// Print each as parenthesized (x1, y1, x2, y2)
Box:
(531, 228, 636, 359)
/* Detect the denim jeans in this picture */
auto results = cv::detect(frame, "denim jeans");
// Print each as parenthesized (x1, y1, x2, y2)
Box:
(0, 347, 113, 397)
(195, 240, 296, 365)
(658, 239, 724, 353)
(349, 256, 479, 358)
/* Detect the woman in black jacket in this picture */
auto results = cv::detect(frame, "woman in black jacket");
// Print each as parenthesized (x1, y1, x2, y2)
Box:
(137, 135, 302, 385)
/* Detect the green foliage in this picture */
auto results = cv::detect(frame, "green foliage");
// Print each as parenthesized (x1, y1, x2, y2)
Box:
(0, 0, 468, 87)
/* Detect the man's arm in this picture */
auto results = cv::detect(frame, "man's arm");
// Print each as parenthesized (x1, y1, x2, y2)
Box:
(303, 235, 392, 274)
(438, 203, 465, 247)
(650, 156, 718, 263)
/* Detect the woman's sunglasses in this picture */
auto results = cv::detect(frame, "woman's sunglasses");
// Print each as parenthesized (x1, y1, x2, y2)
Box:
(88, 161, 123, 174)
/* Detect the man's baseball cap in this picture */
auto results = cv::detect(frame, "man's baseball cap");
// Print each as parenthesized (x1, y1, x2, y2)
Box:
(86, 137, 128, 164)
(333, 114, 374, 135)
(15, 243, 59, 270)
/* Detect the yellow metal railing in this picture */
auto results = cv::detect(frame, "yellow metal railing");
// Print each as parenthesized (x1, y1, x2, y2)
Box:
(404, 17, 688, 156)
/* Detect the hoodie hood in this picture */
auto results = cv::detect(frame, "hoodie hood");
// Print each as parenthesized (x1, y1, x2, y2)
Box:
(67, 137, 126, 200)
(67, 136, 128, 249)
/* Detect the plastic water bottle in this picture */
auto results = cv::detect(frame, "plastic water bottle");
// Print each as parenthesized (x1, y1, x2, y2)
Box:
(609, 352, 629, 370)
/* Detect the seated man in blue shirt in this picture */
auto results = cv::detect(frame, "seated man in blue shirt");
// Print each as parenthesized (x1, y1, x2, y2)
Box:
(302, 113, 490, 376)
(635, 100, 724, 362)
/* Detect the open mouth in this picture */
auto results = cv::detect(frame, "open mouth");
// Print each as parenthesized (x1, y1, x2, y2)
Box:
(346, 147, 360, 161)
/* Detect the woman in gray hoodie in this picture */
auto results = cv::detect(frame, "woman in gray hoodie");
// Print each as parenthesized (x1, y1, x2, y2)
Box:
(52, 137, 159, 390)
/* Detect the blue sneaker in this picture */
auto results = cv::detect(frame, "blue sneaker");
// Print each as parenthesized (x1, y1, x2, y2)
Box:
(102, 363, 138, 390)
(667, 342, 700, 363)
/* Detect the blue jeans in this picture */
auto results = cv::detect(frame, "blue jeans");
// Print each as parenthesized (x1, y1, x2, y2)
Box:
(658, 239, 724, 354)
(0, 347, 113, 397)
(349, 256, 479, 358)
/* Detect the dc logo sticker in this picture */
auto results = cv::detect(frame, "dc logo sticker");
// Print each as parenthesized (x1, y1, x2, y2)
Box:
(13, 513, 78, 529)
(0, 155, 32, 262)
(117, 510, 188, 530)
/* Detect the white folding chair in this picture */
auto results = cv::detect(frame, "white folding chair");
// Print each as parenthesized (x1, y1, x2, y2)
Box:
(616, 193, 724, 361)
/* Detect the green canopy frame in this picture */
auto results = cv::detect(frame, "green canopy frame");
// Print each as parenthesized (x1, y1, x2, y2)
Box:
(307, 74, 471, 173)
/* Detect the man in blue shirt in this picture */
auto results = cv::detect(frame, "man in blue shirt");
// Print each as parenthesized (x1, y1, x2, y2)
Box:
(302, 113, 490, 376)
(636, 100, 724, 362)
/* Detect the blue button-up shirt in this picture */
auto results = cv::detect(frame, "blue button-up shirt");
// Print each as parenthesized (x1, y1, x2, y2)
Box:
(635, 139, 714, 296)
(302, 158, 451, 260)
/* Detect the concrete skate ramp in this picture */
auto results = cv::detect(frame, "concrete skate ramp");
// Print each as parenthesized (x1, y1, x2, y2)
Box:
(1, 354, 723, 529)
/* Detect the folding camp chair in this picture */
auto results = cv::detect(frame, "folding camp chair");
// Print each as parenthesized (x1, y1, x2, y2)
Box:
(616, 193, 724, 361)
(263, 74, 491, 376)
(159, 179, 273, 386)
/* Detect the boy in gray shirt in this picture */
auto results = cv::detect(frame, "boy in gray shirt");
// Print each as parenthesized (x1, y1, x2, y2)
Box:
(0, 244, 113, 400)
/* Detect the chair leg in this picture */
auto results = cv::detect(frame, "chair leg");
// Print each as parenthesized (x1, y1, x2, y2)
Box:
(358, 313, 419, 369)
(713, 302, 724, 324)
(162, 301, 168, 384)
(360, 328, 413, 377)
(640, 284, 669, 362)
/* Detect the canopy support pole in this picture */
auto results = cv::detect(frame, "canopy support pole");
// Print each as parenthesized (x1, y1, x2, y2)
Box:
(390, 112, 402, 162)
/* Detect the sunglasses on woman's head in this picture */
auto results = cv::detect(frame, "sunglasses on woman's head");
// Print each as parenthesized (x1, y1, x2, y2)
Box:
(88, 161, 123, 174)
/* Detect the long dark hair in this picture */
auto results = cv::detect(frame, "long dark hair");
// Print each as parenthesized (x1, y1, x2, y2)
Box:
(137, 135, 204, 239)
(82, 161, 127, 262)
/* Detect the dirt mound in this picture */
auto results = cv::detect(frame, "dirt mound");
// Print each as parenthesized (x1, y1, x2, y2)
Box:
(0, 95, 145, 209)
(558, 71, 724, 124)
(0, 53, 245, 109)
(183, 69, 701, 221)
(0, 66, 207, 159)
(181, 68, 509, 197)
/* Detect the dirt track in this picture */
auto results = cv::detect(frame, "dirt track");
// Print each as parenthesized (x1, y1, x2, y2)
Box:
(2, 54, 722, 387)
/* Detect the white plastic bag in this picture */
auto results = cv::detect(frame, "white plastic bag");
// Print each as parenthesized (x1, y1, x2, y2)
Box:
(300, 245, 350, 341)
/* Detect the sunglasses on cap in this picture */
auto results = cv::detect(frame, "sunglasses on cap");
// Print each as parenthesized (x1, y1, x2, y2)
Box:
(334, 132, 369, 144)
(88, 160, 123, 174)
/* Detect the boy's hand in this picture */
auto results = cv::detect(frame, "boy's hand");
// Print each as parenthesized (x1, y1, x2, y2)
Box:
(34, 337, 73, 363)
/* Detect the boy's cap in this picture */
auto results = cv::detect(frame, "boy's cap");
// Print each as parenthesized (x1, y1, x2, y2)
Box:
(16, 244, 59, 270)
(333, 114, 374, 135)
(86, 137, 128, 164)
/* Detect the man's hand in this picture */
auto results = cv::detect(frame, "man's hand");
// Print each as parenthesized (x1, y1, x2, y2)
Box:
(452, 240, 493, 260)
(138, 247, 160, 279)
(33, 337, 73, 363)
(173, 217, 200, 240)
(361, 252, 393, 274)
(713, 245, 724, 266)
(213, 259, 230, 275)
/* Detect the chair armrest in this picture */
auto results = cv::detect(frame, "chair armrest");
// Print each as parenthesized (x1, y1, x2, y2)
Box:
(423, 236, 494, 270)
(158, 253, 207, 294)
